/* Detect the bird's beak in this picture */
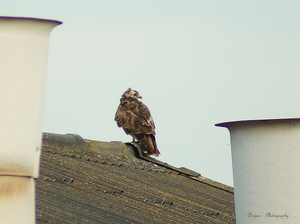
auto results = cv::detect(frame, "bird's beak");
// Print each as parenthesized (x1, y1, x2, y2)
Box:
(138, 95, 142, 99)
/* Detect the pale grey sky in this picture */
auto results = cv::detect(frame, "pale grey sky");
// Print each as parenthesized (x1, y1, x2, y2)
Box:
(2, 1, 300, 186)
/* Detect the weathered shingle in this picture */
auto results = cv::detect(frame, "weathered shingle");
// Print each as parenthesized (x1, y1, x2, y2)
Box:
(36, 133, 235, 223)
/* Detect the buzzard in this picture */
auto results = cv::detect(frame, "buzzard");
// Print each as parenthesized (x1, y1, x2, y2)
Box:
(115, 88, 160, 156)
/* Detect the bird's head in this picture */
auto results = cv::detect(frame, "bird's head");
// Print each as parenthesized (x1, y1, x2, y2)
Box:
(122, 88, 142, 100)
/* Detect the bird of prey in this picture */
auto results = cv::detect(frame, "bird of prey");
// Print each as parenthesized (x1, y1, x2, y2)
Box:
(115, 88, 160, 156)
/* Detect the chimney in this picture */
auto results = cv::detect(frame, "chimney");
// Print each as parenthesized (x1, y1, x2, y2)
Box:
(0, 17, 61, 223)
(216, 118, 299, 223)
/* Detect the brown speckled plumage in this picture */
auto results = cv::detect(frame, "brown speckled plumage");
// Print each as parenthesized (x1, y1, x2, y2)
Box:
(115, 88, 160, 156)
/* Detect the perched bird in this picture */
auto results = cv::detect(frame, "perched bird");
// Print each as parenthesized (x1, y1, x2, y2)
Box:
(115, 88, 160, 156)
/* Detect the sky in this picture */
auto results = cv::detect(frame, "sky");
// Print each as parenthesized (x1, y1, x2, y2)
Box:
(2, 1, 300, 187)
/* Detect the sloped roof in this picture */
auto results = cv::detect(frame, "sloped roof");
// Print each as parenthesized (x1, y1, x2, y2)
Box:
(36, 133, 235, 223)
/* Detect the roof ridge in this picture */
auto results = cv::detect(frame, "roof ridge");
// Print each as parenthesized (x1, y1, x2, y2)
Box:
(127, 142, 233, 194)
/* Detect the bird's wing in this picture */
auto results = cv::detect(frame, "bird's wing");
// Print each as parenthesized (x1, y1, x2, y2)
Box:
(114, 105, 124, 128)
(133, 102, 155, 135)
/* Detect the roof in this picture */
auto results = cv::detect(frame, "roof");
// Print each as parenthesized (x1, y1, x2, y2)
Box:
(36, 133, 235, 223)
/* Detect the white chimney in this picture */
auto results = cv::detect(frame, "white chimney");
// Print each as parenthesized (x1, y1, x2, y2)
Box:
(0, 17, 61, 223)
(216, 118, 300, 224)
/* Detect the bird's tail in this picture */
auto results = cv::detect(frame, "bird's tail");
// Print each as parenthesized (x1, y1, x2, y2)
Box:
(140, 134, 160, 156)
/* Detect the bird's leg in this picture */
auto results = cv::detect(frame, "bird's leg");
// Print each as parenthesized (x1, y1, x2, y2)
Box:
(132, 138, 136, 142)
